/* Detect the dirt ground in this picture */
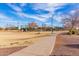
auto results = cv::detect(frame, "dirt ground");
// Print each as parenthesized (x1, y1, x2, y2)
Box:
(50, 33, 79, 56)
(0, 46, 26, 56)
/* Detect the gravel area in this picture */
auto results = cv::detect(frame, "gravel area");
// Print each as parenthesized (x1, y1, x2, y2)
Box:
(50, 34, 79, 56)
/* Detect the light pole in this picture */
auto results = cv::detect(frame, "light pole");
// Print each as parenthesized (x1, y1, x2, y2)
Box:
(50, 15, 53, 34)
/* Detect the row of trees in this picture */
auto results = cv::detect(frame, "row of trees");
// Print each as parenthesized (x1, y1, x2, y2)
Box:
(0, 22, 54, 32)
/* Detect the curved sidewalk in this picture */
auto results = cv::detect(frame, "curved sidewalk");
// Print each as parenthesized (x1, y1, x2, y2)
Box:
(9, 33, 57, 56)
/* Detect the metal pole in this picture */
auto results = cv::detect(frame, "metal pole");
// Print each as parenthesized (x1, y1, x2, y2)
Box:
(51, 15, 53, 34)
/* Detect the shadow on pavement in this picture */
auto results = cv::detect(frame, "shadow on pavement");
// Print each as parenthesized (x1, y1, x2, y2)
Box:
(64, 44, 79, 48)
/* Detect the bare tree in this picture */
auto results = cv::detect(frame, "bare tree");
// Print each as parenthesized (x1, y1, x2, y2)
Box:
(62, 10, 79, 30)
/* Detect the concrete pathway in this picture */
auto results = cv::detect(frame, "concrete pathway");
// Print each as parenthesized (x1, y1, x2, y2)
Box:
(9, 32, 58, 56)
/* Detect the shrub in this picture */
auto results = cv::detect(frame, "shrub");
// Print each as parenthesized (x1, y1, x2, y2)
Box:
(69, 29, 77, 35)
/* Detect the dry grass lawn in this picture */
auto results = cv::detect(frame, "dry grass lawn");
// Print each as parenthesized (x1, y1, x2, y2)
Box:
(0, 31, 51, 48)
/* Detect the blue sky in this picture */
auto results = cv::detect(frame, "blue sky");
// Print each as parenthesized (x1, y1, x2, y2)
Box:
(0, 3, 79, 28)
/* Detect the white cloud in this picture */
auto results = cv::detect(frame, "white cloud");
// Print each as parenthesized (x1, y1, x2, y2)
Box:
(0, 13, 18, 23)
(33, 3, 66, 22)
(17, 12, 47, 22)
(7, 4, 22, 12)
(20, 3, 26, 7)
(7, 4, 50, 22)
(0, 13, 18, 27)
(36, 13, 52, 18)
(7, 3, 67, 23)
(0, 13, 17, 22)
(53, 15, 63, 22)
(70, 10, 76, 14)
(33, 3, 66, 13)
(0, 13, 11, 20)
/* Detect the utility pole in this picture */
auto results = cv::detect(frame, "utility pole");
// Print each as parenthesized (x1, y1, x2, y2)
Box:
(51, 14, 53, 34)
